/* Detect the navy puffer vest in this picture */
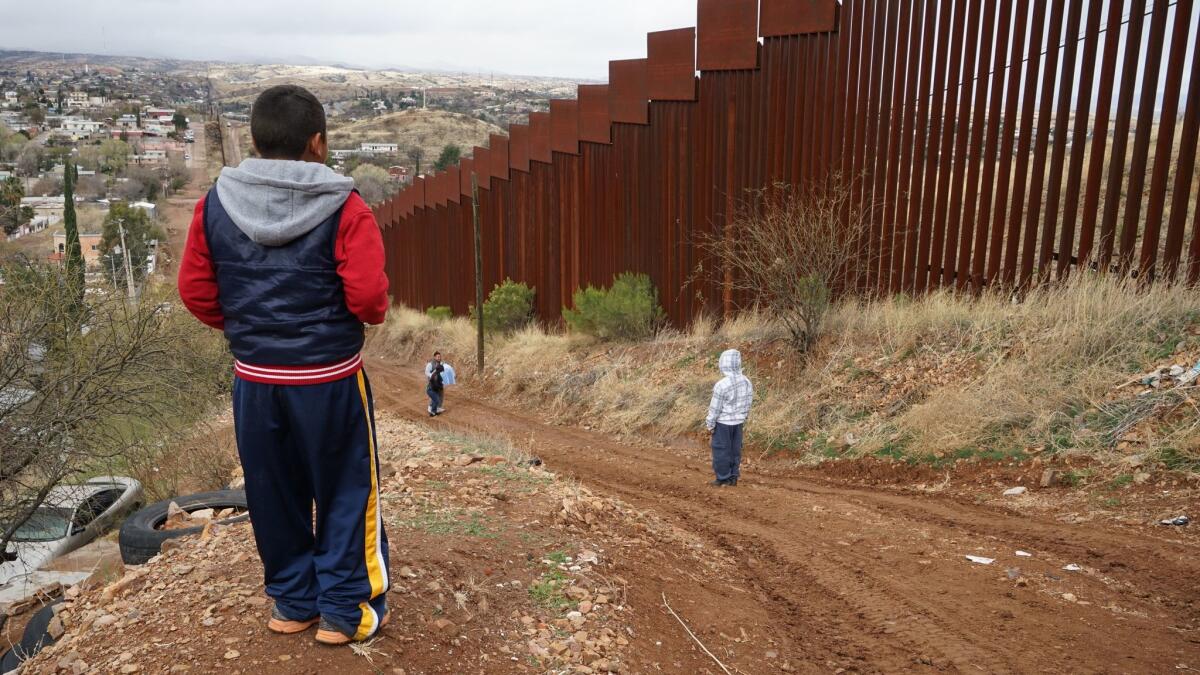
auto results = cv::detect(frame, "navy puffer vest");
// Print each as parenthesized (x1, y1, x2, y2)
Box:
(203, 187, 364, 366)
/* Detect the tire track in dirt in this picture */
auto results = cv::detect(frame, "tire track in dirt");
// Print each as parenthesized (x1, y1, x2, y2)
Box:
(367, 358, 1200, 673)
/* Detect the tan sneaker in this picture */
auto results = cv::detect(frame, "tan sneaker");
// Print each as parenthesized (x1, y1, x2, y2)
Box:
(315, 611, 390, 645)
(267, 605, 319, 634)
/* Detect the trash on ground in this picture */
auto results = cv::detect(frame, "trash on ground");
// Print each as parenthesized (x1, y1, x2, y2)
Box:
(1178, 359, 1200, 387)
(1160, 516, 1190, 527)
(1015, 550, 1033, 558)
(1005, 567, 1021, 580)
(1063, 563, 1082, 572)
(965, 555, 995, 565)
(1003, 487, 1027, 497)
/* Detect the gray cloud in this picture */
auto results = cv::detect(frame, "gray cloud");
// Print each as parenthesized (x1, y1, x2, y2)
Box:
(0, 0, 700, 78)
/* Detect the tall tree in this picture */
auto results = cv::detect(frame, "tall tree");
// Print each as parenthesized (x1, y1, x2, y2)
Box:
(0, 176, 28, 235)
(63, 162, 84, 305)
(406, 146, 424, 176)
(172, 111, 188, 133)
(434, 144, 461, 171)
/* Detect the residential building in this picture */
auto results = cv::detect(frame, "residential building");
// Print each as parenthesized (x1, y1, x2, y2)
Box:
(361, 142, 398, 155)
(66, 91, 89, 109)
(3, 91, 16, 105)
(143, 123, 174, 137)
(388, 166, 412, 185)
(59, 117, 105, 139)
(88, 96, 107, 108)
(21, 196, 67, 223)
(132, 149, 167, 165)
(111, 129, 146, 140)
(143, 107, 175, 123)
(52, 231, 103, 267)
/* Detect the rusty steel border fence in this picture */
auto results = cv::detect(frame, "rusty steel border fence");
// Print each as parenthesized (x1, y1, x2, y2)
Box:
(372, 0, 1200, 326)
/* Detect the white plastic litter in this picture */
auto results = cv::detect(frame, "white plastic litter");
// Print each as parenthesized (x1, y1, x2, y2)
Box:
(1003, 487, 1028, 496)
(1015, 550, 1033, 558)
(965, 555, 995, 565)
(1063, 563, 1082, 572)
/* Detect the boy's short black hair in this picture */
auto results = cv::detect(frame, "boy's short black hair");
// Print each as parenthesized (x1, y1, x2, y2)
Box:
(250, 85, 326, 160)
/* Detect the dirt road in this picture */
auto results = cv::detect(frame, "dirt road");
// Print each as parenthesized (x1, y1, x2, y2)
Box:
(367, 357, 1200, 673)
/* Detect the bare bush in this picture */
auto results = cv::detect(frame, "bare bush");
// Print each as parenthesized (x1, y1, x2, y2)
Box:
(698, 176, 871, 353)
(0, 257, 230, 552)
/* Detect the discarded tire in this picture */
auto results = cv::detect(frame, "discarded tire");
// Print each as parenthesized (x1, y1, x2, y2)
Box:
(0, 599, 62, 673)
(117, 490, 248, 565)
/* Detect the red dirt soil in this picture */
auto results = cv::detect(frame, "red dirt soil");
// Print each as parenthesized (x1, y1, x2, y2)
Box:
(366, 356, 1200, 673)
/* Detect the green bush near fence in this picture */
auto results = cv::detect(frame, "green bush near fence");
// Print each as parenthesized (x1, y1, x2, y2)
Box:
(471, 279, 535, 335)
(425, 306, 453, 321)
(563, 273, 665, 341)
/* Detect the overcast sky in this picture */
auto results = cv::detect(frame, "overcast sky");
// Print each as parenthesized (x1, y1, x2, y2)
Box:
(0, 0, 700, 79)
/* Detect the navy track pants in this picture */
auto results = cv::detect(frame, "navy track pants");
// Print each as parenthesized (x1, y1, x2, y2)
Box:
(711, 422, 744, 483)
(233, 369, 390, 640)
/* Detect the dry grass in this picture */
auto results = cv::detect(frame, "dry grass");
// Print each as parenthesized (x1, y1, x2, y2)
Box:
(373, 276, 1200, 471)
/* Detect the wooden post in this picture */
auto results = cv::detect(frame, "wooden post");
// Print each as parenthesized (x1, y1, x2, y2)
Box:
(472, 172, 484, 372)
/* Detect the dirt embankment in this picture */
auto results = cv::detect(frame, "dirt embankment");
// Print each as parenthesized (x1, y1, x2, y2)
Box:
(365, 357, 1200, 674)
(23, 355, 1200, 674)
(24, 413, 745, 675)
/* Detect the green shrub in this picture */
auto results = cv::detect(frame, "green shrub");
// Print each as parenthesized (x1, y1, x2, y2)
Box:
(563, 272, 666, 341)
(425, 306, 452, 321)
(471, 279, 535, 335)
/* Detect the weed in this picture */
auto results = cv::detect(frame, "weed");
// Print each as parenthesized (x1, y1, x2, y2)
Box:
(529, 568, 570, 610)
(1109, 474, 1134, 489)
(403, 508, 496, 538)
(1160, 447, 1200, 473)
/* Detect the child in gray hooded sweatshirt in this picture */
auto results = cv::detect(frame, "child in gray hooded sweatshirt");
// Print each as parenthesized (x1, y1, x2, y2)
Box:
(705, 349, 754, 486)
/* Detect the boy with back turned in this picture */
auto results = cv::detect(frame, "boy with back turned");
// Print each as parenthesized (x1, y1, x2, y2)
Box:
(178, 85, 391, 645)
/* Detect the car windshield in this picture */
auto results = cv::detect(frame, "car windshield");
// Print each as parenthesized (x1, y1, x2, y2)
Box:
(9, 507, 73, 542)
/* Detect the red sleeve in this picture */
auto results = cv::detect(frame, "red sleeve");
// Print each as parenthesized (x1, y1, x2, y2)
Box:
(177, 196, 225, 330)
(336, 193, 390, 325)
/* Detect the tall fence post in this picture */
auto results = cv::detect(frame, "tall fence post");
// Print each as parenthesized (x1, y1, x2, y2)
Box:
(472, 172, 484, 373)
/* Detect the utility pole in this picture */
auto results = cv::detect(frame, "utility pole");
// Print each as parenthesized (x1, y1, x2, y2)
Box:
(117, 221, 135, 303)
(471, 172, 484, 373)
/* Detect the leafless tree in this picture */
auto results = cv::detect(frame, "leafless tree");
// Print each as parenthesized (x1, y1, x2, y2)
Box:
(0, 256, 230, 554)
(697, 176, 873, 353)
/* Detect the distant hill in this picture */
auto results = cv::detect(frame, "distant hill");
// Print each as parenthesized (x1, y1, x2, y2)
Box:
(327, 108, 503, 164)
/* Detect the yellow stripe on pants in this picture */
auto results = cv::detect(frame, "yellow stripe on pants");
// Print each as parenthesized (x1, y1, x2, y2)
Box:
(354, 371, 387, 640)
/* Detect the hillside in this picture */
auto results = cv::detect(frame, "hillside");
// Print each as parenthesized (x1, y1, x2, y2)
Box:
(327, 108, 503, 160)
(206, 62, 580, 104)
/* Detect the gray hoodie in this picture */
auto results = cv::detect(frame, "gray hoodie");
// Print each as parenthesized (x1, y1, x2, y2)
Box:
(216, 158, 355, 247)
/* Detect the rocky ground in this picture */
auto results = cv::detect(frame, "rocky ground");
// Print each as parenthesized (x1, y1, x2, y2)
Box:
(21, 413, 744, 675)
(14, 355, 1200, 674)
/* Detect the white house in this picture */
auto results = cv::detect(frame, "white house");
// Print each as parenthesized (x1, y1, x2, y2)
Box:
(116, 114, 139, 128)
(130, 201, 157, 218)
(143, 123, 174, 137)
(66, 91, 89, 109)
(3, 91, 17, 106)
(59, 117, 105, 139)
(87, 96, 107, 108)
(133, 149, 167, 165)
(360, 142, 398, 155)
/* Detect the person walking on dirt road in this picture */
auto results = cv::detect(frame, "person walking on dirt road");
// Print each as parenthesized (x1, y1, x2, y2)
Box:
(705, 349, 754, 487)
(178, 85, 391, 646)
(425, 351, 447, 416)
